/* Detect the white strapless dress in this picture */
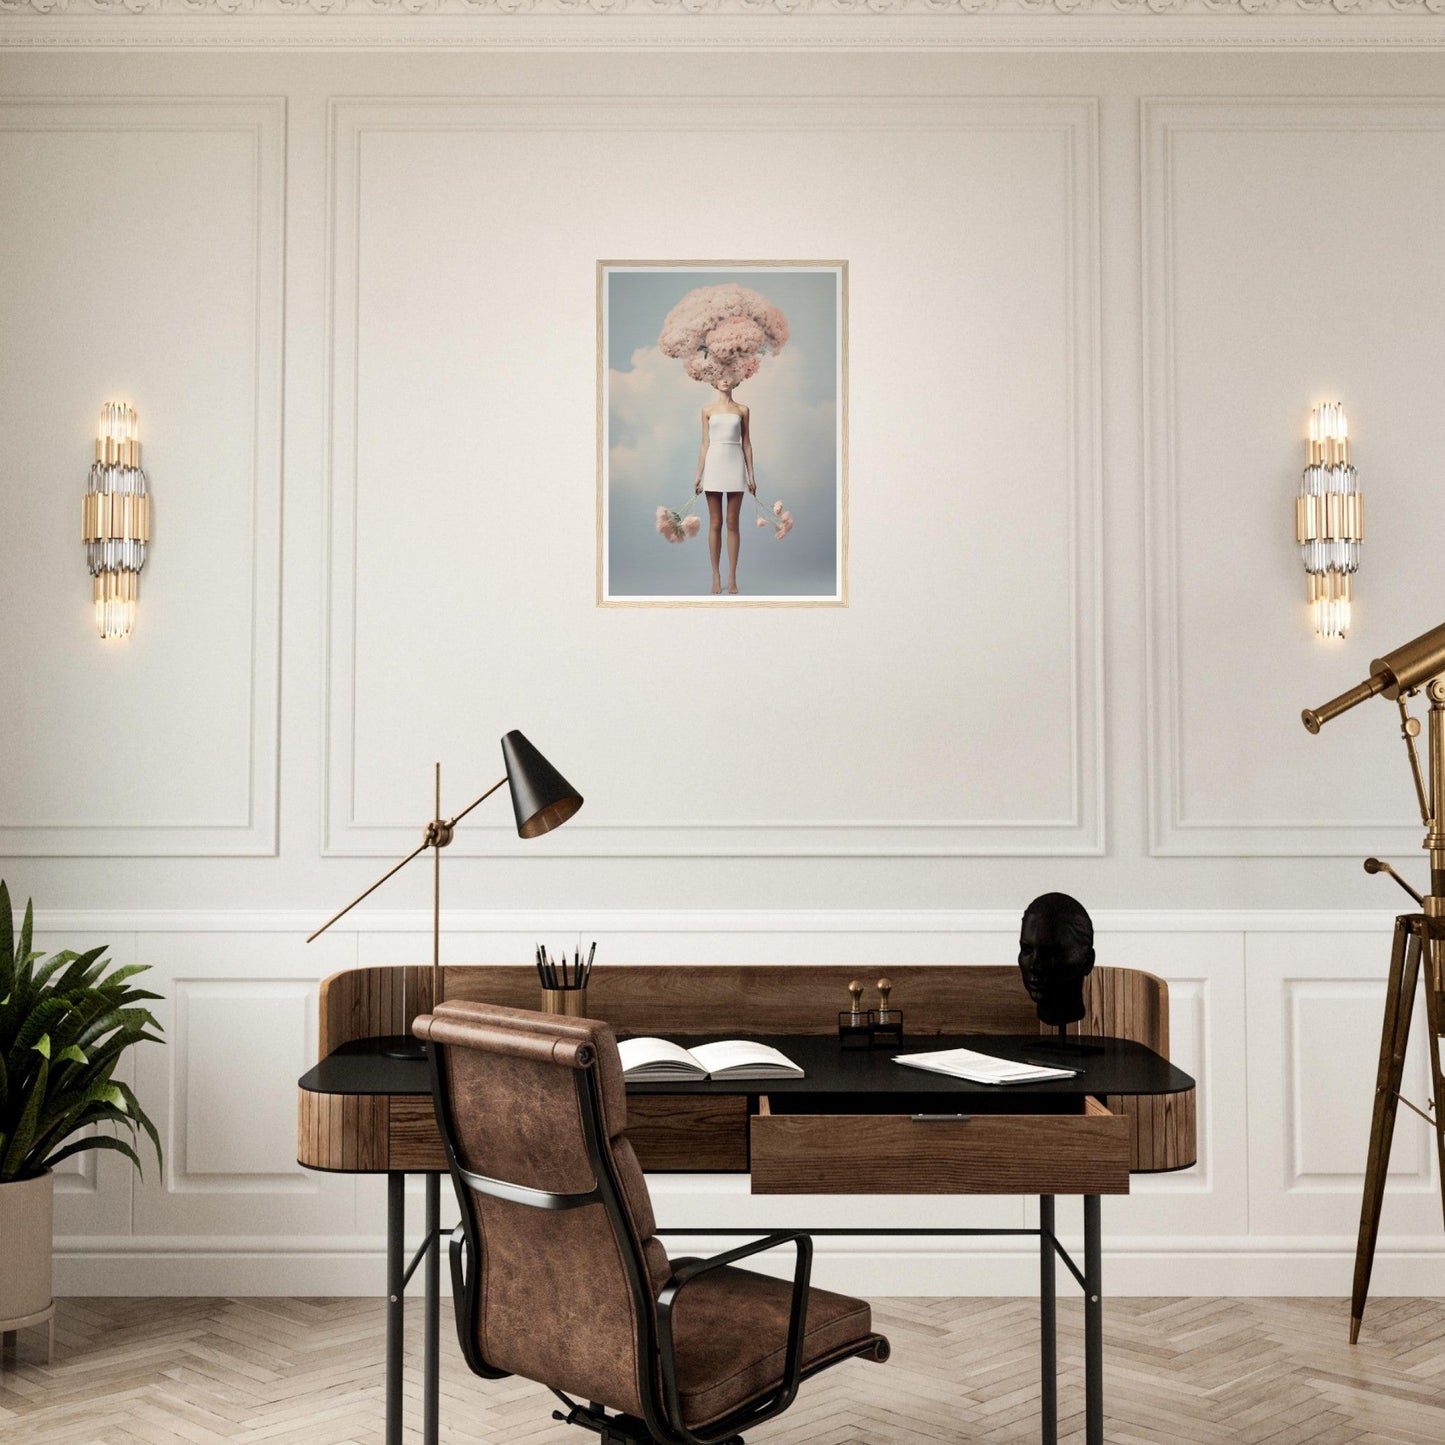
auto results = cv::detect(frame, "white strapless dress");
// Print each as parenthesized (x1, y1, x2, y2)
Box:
(701, 412, 747, 493)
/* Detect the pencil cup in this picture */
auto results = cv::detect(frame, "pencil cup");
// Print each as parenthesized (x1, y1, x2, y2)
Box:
(541, 987, 588, 1017)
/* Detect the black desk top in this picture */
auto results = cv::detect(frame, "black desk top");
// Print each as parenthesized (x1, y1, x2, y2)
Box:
(299, 1034, 1193, 1102)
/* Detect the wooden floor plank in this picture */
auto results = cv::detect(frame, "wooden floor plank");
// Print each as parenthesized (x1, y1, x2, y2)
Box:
(0, 1297, 1443, 1442)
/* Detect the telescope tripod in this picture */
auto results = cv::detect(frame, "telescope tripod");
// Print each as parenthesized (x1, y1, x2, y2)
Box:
(1350, 912, 1445, 1343)
(1346, 677, 1445, 1342)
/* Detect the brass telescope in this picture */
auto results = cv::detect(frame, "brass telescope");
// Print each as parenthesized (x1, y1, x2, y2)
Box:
(1302, 618, 1445, 1346)
(1302, 617, 1445, 732)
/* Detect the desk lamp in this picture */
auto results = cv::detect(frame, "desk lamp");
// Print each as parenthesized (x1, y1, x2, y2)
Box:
(307, 729, 583, 1058)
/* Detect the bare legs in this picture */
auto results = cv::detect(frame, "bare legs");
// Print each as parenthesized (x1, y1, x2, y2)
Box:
(705, 493, 745, 594)
(726, 493, 743, 593)
(706, 492, 723, 594)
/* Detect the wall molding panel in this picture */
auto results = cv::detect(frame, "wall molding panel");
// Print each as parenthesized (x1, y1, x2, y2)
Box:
(323, 96, 1104, 859)
(1143, 97, 1445, 859)
(0, 97, 285, 858)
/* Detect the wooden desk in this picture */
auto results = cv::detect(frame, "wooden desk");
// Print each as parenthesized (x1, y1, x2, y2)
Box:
(298, 965, 1196, 1445)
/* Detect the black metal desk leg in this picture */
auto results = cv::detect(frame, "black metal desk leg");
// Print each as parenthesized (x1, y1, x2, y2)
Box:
(425, 1174, 441, 1445)
(386, 1173, 405, 1445)
(1039, 1195, 1057, 1445)
(1083, 1195, 1103, 1445)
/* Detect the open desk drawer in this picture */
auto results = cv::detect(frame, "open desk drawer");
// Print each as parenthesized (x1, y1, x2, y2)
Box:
(750, 1094, 1131, 1195)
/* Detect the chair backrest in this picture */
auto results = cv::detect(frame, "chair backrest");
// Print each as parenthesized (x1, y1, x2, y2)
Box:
(414, 1001, 671, 1419)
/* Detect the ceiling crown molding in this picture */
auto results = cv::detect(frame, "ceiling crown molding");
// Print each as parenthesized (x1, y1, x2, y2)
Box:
(4, 0, 1445, 50)
(5, 0, 1445, 12)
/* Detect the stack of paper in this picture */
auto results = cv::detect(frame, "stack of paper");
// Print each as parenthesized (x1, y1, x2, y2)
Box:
(893, 1048, 1077, 1086)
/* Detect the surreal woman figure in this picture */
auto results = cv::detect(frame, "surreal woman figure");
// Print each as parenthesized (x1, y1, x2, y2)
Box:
(1018, 892, 1096, 1030)
(659, 285, 788, 595)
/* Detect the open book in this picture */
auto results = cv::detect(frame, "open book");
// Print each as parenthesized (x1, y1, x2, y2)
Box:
(894, 1047, 1077, 1086)
(617, 1037, 804, 1083)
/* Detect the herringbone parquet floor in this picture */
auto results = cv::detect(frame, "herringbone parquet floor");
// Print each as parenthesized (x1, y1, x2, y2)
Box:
(2, 1297, 1443, 1444)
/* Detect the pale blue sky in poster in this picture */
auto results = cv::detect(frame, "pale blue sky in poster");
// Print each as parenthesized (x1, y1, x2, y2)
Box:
(604, 265, 841, 600)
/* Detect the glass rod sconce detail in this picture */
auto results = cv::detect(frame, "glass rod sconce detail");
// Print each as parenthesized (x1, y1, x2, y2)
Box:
(1297, 401, 1362, 640)
(83, 402, 150, 640)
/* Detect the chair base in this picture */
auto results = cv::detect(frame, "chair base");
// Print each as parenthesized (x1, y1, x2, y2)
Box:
(552, 1401, 742, 1445)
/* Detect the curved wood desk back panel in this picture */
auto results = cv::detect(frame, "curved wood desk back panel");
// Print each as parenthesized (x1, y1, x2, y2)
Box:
(313, 964, 1192, 1173)
(320, 964, 1165, 1053)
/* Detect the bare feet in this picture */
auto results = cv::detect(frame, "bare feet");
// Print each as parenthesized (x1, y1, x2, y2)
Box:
(727, 581, 739, 595)
(711, 577, 722, 595)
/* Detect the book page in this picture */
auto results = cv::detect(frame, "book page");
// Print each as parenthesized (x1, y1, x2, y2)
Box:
(617, 1038, 703, 1074)
(690, 1041, 802, 1075)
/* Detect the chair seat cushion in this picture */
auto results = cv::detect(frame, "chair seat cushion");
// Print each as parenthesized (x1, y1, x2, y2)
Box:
(667, 1265, 876, 1428)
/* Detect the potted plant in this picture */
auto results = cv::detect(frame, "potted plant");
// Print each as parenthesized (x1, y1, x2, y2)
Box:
(0, 881, 163, 1337)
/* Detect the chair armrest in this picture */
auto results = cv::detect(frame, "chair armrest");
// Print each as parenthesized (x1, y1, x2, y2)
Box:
(654, 1232, 814, 1445)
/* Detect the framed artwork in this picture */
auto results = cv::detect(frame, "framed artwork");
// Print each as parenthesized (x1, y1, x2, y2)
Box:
(597, 260, 847, 607)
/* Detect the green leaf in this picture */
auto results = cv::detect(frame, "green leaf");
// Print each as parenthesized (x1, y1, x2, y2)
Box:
(1, 1047, 48, 1178)
(43, 1133, 142, 1175)
(0, 880, 12, 985)
(17, 898, 32, 985)
(111, 1080, 163, 1173)
(33, 1034, 51, 1060)
(55, 1044, 87, 1066)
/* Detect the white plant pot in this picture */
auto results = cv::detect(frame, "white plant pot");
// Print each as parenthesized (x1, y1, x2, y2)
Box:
(0, 1170, 54, 1328)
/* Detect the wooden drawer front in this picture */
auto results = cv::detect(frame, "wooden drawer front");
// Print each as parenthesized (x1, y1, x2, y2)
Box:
(627, 1095, 749, 1173)
(750, 1096, 1131, 1196)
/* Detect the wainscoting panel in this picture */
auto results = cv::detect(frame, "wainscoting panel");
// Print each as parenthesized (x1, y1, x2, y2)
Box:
(129, 929, 362, 1242)
(1245, 929, 1441, 1244)
(38, 908, 1445, 1299)
(324, 97, 1103, 859)
(1143, 98, 1445, 858)
(0, 98, 285, 857)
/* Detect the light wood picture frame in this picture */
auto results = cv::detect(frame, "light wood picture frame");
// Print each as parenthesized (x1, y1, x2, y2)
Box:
(597, 260, 848, 607)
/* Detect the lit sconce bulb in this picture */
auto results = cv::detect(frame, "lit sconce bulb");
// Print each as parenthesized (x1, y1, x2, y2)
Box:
(1296, 401, 1362, 641)
(83, 402, 150, 640)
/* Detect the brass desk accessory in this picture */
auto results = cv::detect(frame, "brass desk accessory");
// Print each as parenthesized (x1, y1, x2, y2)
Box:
(1302, 618, 1445, 1342)
(306, 730, 583, 1059)
(870, 976, 904, 1048)
(838, 979, 870, 1048)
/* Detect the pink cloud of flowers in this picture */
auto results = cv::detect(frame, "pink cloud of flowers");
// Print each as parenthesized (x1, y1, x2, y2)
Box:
(659, 284, 789, 392)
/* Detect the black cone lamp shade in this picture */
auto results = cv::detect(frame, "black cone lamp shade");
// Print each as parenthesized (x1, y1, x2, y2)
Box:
(502, 729, 584, 839)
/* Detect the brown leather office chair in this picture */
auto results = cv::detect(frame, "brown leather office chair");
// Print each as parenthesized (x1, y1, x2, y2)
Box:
(414, 1001, 889, 1445)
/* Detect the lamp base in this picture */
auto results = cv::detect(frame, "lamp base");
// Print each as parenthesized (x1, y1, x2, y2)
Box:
(377, 1034, 426, 1061)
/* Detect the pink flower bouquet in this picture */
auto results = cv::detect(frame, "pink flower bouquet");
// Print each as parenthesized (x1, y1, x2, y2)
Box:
(752, 495, 793, 540)
(655, 501, 702, 545)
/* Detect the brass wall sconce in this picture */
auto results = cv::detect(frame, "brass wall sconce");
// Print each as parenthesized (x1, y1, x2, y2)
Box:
(83, 402, 150, 640)
(1297, 401, 1362, 640)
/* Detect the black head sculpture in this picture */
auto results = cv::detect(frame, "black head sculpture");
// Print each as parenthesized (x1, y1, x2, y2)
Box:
(1018, 892, 1096, 1028)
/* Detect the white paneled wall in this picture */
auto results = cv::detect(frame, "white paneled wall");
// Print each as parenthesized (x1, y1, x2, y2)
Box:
(6, 43, 1445, 1297)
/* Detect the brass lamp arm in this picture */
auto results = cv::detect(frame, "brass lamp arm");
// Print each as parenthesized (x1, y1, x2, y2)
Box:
(305, 774, 507, 944)
(446, 775, 507, 831)
(306, 837, 433, 943)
